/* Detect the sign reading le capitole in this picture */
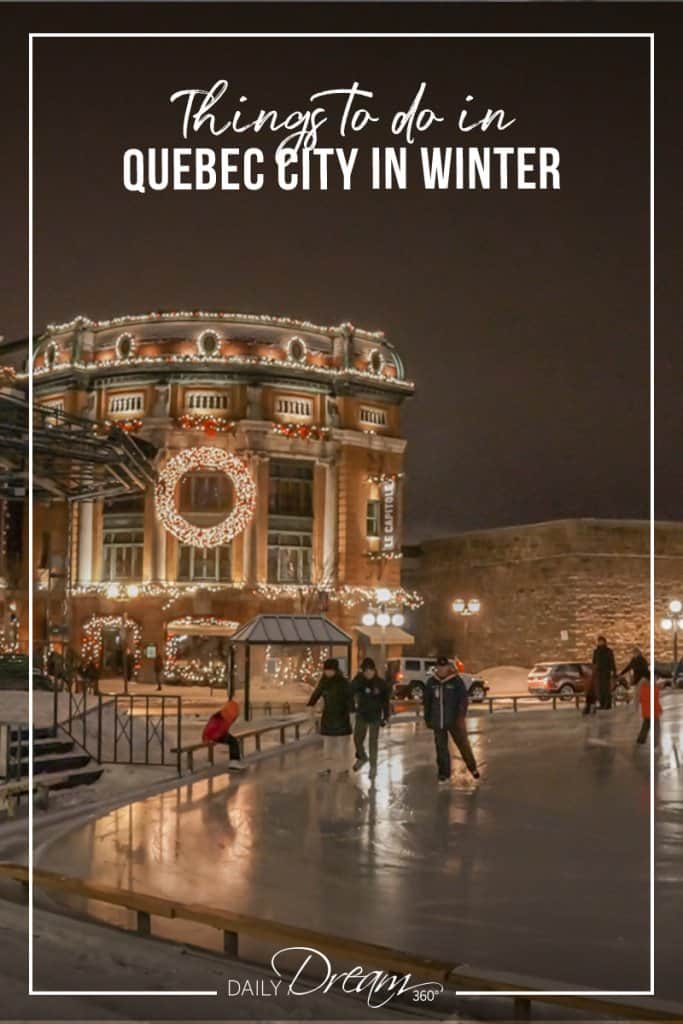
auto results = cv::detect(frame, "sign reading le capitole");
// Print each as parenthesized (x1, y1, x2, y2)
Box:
(381, 477, 399, 553)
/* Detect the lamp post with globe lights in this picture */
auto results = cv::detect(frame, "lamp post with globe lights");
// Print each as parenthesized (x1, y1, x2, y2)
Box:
(360, 587, 406, 674)
(661, 598, 683, 672)
(451, 597, 481, 666)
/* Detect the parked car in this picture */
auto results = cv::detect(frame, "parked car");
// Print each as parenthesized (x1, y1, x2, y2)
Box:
(528, 661, 629, 702)
(0, 654, 52, 692)
(387, 657, 489, 703)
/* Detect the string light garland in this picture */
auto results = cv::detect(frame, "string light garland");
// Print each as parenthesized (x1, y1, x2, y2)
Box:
(177, 414, 236, 435)
(264, 644, 331, 688)
(196, 330, 222, 357)
(81, 614, 142, 671)
(164, 616, 239, 683)
(155, 447, 256, 548)
(41, 312, 386, 342)
(271, 423, 330, 441)
(115, 333, 136, 360)
(367, 472, 405, 484)
(113, 418, 143, 433)
(255, 583, 423, 609)
(367, 551, 404, 561)
(34, 350, 413, 390)
(72, 579, 247, 611)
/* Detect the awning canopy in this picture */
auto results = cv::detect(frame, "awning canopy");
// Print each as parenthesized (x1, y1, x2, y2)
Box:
(230, 614, 352, 646)
(357, 626, 415, 646)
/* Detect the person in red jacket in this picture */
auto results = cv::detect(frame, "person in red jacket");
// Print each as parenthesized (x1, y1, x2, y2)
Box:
(635, 675, 662, 747)
(202, 698, 241, 760)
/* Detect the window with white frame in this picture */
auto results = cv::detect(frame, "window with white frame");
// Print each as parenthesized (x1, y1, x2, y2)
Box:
(108, 392, 145, 417)
(178, 544, 232, 581)
(267, 459, 313, 583)
(273, 396, 313, 421)
(102, 496, 144, 581)
(359, 406, 387, 428)
(184, 390, 231, 413)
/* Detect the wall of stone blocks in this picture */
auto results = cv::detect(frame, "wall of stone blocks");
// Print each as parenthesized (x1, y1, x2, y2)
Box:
(403, 519, 683, 670)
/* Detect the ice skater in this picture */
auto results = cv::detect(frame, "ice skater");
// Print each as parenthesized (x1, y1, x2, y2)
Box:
(591, 635, 617, 709)
(307, 657, 353, 776)
(424, 656, 479, 784)
(619, 646, 650, 690)
(634, 672, 662, 747)
(351, 657, 391, 778)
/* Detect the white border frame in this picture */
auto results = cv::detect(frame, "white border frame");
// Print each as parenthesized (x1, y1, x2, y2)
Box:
(28, 30, 655, 1001)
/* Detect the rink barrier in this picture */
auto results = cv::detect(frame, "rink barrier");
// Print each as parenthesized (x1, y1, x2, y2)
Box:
(172, 713, 314, 773)
(2, 861, 680, 1022)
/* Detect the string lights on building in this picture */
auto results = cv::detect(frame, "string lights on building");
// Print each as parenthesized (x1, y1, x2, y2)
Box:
(271, 423, 330, 441)
(81, 614, 142, 671)
(41, 311, 387, 342)
(177, 414, 236, 435)
(155, 447, 256, 548)
(264, 644, 330, 688)
(34, 349, 414, 390)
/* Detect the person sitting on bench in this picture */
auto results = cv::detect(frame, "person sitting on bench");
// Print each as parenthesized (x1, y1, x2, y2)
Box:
(202, 698, 241, 760)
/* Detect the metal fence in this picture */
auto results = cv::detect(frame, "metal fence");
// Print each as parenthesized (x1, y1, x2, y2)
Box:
(57, 686, 183, 773)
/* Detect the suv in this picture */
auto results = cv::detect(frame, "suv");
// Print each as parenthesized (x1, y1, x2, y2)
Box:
(387, 657, 489, 703)
(528, 662, 629, 702)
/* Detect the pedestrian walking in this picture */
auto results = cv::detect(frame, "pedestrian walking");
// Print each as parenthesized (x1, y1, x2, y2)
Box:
(202, 697, 241, 760)
(592, 635, 617, 709)
(307, 657, 353, 776)
(83, 659, 99, 694)
(635, 675, 662, 747)
(424, 656, 480, 783)
(351, 657, 391, 778)
(153, 651, 164, 691)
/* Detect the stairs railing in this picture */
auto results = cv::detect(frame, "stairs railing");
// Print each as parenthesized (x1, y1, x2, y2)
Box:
(55, 685, 183, 774)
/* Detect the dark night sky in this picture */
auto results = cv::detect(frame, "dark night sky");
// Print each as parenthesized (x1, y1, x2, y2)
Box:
(1, 4, 680, 542)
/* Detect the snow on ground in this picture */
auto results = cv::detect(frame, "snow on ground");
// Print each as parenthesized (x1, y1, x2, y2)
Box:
(478, 664, 530, 696)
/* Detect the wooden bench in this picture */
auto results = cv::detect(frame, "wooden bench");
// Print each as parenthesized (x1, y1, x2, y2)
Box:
(172, 714, 312, 773)
(0, 778, 51, 817)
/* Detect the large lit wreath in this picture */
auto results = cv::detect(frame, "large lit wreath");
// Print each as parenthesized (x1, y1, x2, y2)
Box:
(155, 447, 256, 548)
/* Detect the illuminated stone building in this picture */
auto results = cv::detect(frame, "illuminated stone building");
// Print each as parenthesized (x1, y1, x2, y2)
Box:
(32, 312, 418, 682)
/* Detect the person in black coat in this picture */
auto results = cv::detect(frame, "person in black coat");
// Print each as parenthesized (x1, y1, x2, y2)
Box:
(592, 636, 617, 709)
(350, 657, 391, 778)
(619, 647, 649, 686)
(424, 656, 479, 783)
(307, 658, 353, 775)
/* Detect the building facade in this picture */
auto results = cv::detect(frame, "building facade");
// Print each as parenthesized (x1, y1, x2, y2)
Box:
(403, 518, 683, 671)
(32, 311, 417, 682)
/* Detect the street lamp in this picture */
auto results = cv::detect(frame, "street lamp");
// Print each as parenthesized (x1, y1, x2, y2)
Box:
(452, 598, 481, 617)
(451, 597, 481, 665)
(358, 588, 405, 672)
(661, 598, 683, 667)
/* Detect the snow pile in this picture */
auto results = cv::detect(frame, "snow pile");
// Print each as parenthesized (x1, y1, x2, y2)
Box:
(478, 665, 531, 696)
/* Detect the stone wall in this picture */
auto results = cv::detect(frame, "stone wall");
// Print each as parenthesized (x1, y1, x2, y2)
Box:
(402, 519, 683, 670)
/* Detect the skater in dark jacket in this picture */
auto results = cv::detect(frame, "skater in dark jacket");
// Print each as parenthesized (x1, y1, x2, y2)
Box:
(619, 647, 649, 686)
(350, 657, 391, 777)
(308, 658, 353, 775)
(592, 636, 617, 709)
(424, 656, 479, 783)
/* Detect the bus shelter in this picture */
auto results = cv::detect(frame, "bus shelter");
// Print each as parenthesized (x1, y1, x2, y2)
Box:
(229, 614, 352, 721)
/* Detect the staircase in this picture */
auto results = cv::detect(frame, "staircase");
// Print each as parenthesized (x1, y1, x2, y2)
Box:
(8, 725, 104, 791)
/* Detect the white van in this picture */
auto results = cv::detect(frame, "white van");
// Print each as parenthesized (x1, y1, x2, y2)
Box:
(387, 657, 489, 703)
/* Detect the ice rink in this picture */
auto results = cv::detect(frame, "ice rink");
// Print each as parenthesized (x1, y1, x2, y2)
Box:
(38, 697, 683, 996)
